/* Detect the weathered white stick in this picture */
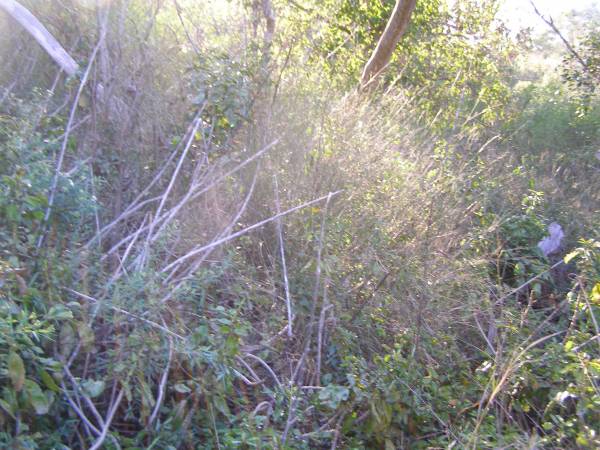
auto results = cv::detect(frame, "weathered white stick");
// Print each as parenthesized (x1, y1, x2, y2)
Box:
(88, 389, 124, 450)
(160, 191, 342, 276)
(274, 175, 293, 337)
(0, 0, 79, 76)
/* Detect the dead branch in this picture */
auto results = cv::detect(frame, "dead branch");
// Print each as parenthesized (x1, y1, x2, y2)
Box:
(162, 161, 261, 286)
(529, 1, 590, 72)
(148, 337, 174, 428)
(274, 175, 293, 337)
(159, 190, 342, 281)
(0, 0, 79, 76)
(37, 10, 108, 249)
(65, 288, 186, 341)
(88, 389, 124, 450)
(98, 141, 278, 259)
(316, 289, 333, 386)
(243, 353, 283, 391)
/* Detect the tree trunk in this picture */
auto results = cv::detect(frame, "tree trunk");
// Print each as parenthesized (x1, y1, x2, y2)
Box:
(0, 0, 79, 76)
(360, 0, 416, 89)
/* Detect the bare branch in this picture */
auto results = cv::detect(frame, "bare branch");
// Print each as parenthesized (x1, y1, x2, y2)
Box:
(65, 288, 186, 341)
(89, 389, 124, 450)
(148, 338, 174, 427)
(243, 353, 283, 391)
(37, 10, 108, 249)
(60, 381, 101, 437)
(316, 291, 333, 386)
(0, 0, 79, 76)
(145, 107, 205, 245)
(162, 161, 261, 286)
(529, 1, 589, 72)
(99, 141, 278, 259)
(274, 175, 293, 337)
(160, 190, 342, 279)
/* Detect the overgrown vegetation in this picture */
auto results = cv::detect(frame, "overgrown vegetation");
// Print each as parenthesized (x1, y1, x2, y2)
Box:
(0, 0, 598, 448)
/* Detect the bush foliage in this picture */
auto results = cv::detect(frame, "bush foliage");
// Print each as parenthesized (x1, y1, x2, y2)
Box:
(0, 0, 598, 448)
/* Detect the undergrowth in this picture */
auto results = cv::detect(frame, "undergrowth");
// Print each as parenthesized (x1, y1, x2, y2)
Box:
(0, 0, 599, 449)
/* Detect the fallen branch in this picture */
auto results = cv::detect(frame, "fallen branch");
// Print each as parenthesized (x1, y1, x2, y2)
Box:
(0, 0, 79, 76)
(160, 190, 342, 281)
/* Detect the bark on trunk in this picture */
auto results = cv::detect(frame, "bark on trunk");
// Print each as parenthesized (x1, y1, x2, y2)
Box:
(0, 0, 79, 76)
(360, 0, 416, 89)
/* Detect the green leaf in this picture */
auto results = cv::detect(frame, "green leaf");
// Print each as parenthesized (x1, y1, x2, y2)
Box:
(82, 379, 105, 398)
(59, 324, 76, 359)
(39, 369, 60, 393)
(591, 283, 600, 305)
(25, 380, 50, 415)
(213, 395, 231, 417)
(77, 322, 95, 349)
(47, 305, 73, 321)
(174, 383, 191, 394)
(0, 398, 15, 419)
(8, 351, 25, 392)
(564, 250, 580, 264)
(576, 435, 589, 446)
(319, 384, 350, 409)
(5, 204, 19, 222)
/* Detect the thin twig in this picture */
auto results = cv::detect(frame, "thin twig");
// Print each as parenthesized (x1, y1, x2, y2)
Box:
(136, 109, 204, 270)
(274, 175, 293, 337)
(88, 389, 124, 450)
(486, 330, 567, 408)
(64, 366, 105, 429)
(474, 313, 496, 357)
(235, 355, 263, 384)
(65, 288, 185, 340)
(99, 141, 278, 259)
(83, 127, 189, 249)
(316, 301, 333, 387)
(397, 378, 462, 444)
(60, 381, 101, 437)
(145, 107, 204, 242)
(163, 161, 261, 284)
(281, 395, 299, 445)
(243, 353, 283, 391)
(148, 337, 174, 428)
(251, 401, 273, 417)
(37, 10, 108, 249)
(529, 1, 590, 73)
(494, 260, 563, 306)
(110, 213, 149, 282)
(284, 194, 334, 445)
(293, 193, 334, 384)
(233, 369, 263, 386)
(160, 191, 342, 279)
(579, 277, 600, 353)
